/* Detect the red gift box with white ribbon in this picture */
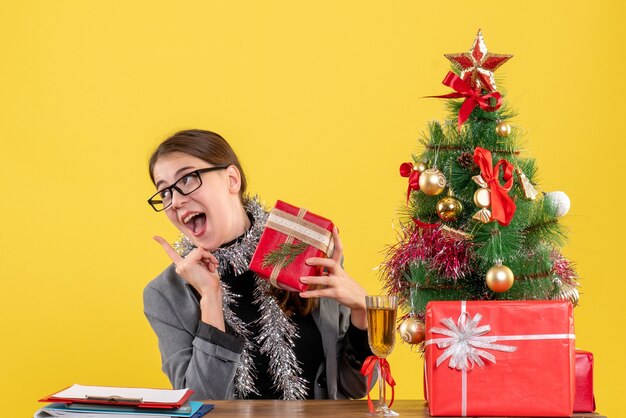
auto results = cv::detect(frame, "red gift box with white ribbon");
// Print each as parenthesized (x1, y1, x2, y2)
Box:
(424, 300, 575, 417)
(249, 200, 334, 292)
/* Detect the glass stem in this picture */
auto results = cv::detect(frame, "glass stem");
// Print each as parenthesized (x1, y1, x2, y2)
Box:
(378, 360, 386, 411)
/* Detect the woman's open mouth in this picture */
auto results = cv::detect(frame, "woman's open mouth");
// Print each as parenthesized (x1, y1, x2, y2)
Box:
(182, 212, 207, 236)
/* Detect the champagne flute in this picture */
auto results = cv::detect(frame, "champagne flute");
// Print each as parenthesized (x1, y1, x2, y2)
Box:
(365, 295, 399, 416)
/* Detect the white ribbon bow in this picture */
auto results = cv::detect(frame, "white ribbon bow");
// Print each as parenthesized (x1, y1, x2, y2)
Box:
(431, 312, 517, 371)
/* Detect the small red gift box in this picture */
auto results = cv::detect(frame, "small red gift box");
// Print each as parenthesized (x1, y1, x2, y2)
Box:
(249, 200, 334, 292)
(574, 349, 596, 412)
(424, 300, 575, 417)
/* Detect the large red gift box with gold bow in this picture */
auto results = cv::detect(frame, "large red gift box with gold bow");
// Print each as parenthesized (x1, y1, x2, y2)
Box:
(424, 300, 575, 417)
(249, 200, 334, 292)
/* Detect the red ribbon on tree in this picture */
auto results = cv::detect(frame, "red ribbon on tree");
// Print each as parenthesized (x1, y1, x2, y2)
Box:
(360, 355, 396, 413)
(399, 162, 440, 228)
(399, 162, 420, 204)
(429, 71, 503, 130)
(474, 146, 516, 226)
(413, 216, 440, 229)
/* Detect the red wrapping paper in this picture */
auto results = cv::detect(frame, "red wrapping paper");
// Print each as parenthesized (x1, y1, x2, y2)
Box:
(249, 200, 334, 292)
(425, 300, 575, 417)
(574, 349, 596, 412)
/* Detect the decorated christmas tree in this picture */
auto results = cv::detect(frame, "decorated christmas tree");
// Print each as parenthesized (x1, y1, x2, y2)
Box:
(383, 30, 579, 345)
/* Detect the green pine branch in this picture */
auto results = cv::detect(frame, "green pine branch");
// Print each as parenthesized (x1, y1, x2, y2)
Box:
(262, 241, 308, 268)
(471, 222, 523, 267)
(521, 197, 568, 249)
(401, 262, 480, 314)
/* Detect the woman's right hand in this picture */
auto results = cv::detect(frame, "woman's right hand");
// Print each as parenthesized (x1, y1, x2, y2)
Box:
(153, 236, 220, 295)
(153, 236, 225, 331)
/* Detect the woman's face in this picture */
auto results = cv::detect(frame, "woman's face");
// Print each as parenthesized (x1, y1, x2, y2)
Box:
(152, 152, 244, 250)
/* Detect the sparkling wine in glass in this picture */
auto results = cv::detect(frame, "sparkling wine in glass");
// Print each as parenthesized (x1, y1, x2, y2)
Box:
(365, 295, 398, 416)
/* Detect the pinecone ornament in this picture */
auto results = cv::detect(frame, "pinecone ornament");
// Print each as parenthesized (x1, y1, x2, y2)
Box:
(457, 152, 476, 169)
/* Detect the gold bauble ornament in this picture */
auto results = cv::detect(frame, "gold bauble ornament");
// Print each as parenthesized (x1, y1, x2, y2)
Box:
(441, 225, 474, 240)
(399, 315, 425, 345)
(486, 264, 515, 293)
(416, 161, 428, 173)
(554, 281, 580, 307)
(436, 196, 463, 222)
(495, 122, 511, 137)
(418, 168, 446, 195)
(473, 187, 491, 208)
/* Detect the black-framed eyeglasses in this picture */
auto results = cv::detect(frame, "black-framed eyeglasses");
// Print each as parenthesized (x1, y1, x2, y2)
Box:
(147, 166, 229, 212)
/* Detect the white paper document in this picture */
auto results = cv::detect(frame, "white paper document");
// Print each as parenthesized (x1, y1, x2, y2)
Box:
(50, 385, 189, 404)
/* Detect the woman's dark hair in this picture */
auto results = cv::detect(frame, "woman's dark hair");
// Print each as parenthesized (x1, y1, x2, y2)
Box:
(149, 129, 247, 199)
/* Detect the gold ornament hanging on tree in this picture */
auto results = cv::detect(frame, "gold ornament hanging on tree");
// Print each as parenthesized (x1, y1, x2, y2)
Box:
(419, 168, 447, 195)
(486, 263, 515, 292)
(473, 187, 491, 208)
(440, 225, 474, 240)
(553, 279, 580, 307)
(436, 192, 463, 221)
(516, 168, 539, 200)
(495, 121, 511, 137)
(399, 314, 425, 345)
(415, 161, 428, 173)
(471, 174, 493, 223)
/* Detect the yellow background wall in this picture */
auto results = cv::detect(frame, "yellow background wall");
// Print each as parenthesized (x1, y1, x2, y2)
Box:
(1, 1, 624, 416)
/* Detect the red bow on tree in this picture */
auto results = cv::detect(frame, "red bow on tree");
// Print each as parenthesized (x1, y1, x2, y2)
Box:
(360, 355, 396, 413)
(430, 71, 503, 130)
(399, 163, 440, 228)
(474, 146, 516, 226)
(399, 162, 421, 204)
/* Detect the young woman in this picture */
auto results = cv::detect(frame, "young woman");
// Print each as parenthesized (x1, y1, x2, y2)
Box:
(143, 129, 372, 400)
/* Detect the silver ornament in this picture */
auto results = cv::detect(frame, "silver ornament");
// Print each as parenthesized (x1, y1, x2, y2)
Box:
(544, 191, 571, 217)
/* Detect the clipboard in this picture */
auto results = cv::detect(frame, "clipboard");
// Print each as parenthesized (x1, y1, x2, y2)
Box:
(39, 384, 194, 409)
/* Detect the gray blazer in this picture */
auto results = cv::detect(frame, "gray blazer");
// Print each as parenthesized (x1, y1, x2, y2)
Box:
(143, 265, 370, 400)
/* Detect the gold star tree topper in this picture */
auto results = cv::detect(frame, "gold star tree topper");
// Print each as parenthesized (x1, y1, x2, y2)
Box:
(444, 29, 513, 92)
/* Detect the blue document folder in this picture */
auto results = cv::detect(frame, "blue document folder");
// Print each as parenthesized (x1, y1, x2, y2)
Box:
(41, 400, 208, 417)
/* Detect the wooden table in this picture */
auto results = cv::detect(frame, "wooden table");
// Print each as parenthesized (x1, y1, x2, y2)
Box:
(205, 400, 606, 417)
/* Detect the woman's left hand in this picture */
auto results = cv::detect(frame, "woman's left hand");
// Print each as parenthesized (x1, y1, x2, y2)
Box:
(299, 228, 368, 330)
